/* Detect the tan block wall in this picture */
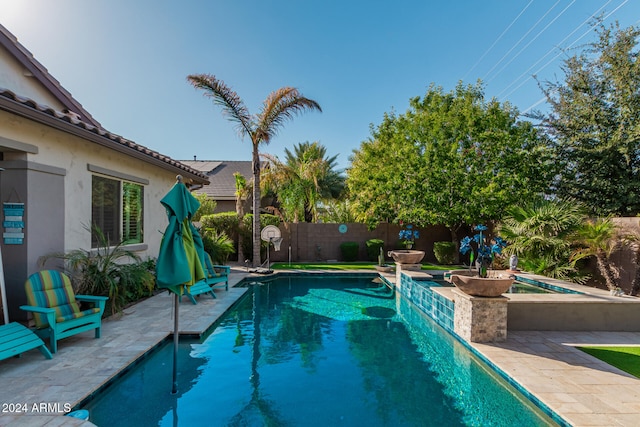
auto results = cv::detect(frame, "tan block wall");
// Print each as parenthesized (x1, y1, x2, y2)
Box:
(268, 223, 451, 263)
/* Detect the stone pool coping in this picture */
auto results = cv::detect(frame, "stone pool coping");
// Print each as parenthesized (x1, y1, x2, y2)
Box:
(0, 267, 639, 426)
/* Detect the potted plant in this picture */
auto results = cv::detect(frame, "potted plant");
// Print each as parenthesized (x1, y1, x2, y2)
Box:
(448, 224, 514, 297)
(388, 223, 425, 264)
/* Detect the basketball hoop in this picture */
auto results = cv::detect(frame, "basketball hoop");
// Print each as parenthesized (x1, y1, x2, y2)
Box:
(260, 225, 282, 267)
(272, 237, 283, 251)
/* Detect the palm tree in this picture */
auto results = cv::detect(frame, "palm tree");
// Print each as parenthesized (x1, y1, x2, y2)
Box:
(262, 141, 344, 222)
(187, 75, 321, 266)
(497, 199, 586, 281)
(571, 218, 620, 291)
(233, 172, 250, 263)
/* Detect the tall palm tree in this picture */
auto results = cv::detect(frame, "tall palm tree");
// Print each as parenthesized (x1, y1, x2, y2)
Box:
(187, 75, 321, 266)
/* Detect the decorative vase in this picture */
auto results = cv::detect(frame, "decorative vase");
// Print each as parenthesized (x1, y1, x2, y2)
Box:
(387, 250, 425, 264)
(509, 254, 518, 271)
(449, 274, 515, 297)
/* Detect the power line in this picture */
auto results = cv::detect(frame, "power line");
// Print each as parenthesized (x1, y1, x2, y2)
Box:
(497, 0, 613, 100)
(486, 0, 577, 85)
(482, 0, 562, 81)
(506, 0, 629, 107)
(462, 0, 534, 81)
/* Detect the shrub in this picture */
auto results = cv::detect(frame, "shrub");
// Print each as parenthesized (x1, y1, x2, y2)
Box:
(119, 259, 156, 304)
(340, 241, 359, 261)
(200, 212, 281, 262)
(200, 212, 238, 236)
(41, 224, 150, 316)
(191, 192, 217, 222)
(365, 239, 384, 261)
(433, 241, 456, 265)
(201, 229, 235, 264)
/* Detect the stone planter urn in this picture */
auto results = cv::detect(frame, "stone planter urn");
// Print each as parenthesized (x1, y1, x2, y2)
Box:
(449, 274, 515, 298)
(388, 250, 425, 264)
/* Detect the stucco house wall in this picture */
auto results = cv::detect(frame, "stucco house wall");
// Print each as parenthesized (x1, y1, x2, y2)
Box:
(0, 23, 209, 321)
(0, 42, 63, 109)
(0, 110, 180, 255)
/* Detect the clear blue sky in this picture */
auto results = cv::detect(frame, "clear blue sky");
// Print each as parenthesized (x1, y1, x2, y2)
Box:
(2, 1, 639, 169)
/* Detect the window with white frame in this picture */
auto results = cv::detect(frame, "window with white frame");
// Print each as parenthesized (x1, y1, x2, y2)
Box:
(91, 174, 144, 248)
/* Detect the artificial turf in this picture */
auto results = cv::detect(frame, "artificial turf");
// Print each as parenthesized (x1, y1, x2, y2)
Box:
(577, 346, 640, 378)
(270, 262, 458, 271)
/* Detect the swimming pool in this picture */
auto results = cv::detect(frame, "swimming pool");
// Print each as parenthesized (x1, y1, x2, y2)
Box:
(82, 275, 558, 426)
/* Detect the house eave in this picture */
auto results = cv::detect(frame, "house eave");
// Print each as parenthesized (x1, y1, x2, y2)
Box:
(0, 94, 209, 185)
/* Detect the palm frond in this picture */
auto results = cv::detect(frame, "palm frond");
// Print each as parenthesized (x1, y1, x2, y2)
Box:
(257, 87, 321, 143)
(187, 74, 253, 138)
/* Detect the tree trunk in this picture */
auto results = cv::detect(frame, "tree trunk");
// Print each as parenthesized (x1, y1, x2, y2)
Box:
(252, 145, 261, 267)
(630, 245, 640, 296)
(595, 251, 617, 291)
(236, 197, 245, 264)
(450, 225, 461, 264)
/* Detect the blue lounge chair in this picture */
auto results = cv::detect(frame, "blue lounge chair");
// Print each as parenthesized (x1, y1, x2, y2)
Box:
(183, 254, 230, 304)
(0, 322, 52, 361)
(20, 270, 108, 353)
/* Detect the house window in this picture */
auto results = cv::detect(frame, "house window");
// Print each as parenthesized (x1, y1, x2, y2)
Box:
(91, 175, 144, 247)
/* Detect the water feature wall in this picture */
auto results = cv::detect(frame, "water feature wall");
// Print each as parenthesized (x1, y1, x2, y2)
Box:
(396, 269, 509, 342)
(397, 272, 454, 333)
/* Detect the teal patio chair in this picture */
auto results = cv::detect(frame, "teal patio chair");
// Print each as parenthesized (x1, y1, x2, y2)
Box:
(183, 253, 230, 304)
(0, 322, 52, 361)
(20, 270, 108, 353)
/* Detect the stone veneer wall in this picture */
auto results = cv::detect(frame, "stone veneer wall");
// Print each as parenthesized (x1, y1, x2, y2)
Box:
(452, 290, 508, 343)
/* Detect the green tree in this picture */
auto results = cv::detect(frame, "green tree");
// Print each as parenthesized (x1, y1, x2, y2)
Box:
(191, 192, 217, 223)
(188, 75, 321, 266)
(262, 141, 344, 222)
(347, 81, 551, 245)
(535, 22, 640, 216)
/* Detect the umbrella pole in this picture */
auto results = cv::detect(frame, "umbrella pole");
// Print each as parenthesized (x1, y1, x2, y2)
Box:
(172, 292, 179, 395)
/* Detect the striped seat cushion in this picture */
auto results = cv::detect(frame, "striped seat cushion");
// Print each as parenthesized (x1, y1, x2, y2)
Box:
(24, 270, 82, 329)
(56, 307, 101, 323)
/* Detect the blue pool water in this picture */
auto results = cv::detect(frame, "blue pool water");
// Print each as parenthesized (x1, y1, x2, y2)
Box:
(83, 276, 557, 426)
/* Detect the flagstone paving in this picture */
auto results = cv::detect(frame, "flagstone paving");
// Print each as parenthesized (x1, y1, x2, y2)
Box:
(0, 268, 639, 426)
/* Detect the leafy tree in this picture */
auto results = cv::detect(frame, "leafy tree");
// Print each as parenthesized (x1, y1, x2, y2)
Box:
(262, 141, 344, 222)
(191, 192, 217, 223)
(534, 22, 640, 216)
(347, 81, 551, 246)
(188, 75, 321, 266)
(318, 199, 357, 223)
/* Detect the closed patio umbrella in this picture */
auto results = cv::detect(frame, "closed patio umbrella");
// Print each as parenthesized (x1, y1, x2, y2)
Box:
(156, 175, 206, 394)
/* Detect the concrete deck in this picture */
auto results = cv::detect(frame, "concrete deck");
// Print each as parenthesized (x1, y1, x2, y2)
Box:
(0, 268, 639, 426)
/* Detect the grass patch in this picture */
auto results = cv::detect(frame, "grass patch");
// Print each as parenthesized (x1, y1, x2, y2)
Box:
(577, 346, 640, 378)
(270, 262, 459, 271)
